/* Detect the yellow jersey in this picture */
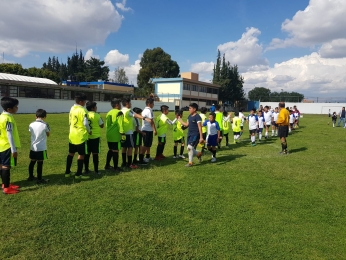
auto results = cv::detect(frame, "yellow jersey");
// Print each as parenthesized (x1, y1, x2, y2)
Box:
(69, 105, 89, 145)
(0, 112, 21, 152)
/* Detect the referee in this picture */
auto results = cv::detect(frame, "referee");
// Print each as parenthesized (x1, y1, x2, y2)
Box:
(276, 102, 290, 154)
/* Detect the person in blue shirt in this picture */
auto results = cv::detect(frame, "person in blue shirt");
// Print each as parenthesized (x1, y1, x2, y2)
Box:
(210, 104, 216, 113)
(203, 112, 221, 162)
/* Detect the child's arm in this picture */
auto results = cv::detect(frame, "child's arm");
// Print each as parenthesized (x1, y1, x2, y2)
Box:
(83, 114, 91, 135)
(7, 122, 17, 157)
(178, 117, 189, 127)
(46, 123, 50, 137)
(197, 122, 203, 143)
(99, 117, 104, 129)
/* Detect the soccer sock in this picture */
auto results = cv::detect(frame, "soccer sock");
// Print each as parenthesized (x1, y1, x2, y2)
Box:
(146, 153, 150, 159)
(133, 154, 138, 163)
(112, 152, 119, 169)
(65, 155, 73, 174)
(76, 159, 84, 176)
(122, 152, 126, 166)
(251, 135, 255, 143)
(272, 130, 274, 135)
(212, 149, 216, 158)
(276, 130, 278, 135)
(84, 154, 90, 171)
(139, 154, 144, 162)
(156, 145, 160, 157)
(29, 160, 36, 177)
(2, 169, 10, 188)
(225, 134, 229, 144)
(93, 154, 99, 172)
(180, 146, 184, 155)
(106, 150, 112, 167)
(127, 156, 132, 166)
(37, 161, 43, 180)
(174, 146, 177, 156)
(236, 135, 240, 140)
(265, 131, 268, 137)
(187, 145, 193, 163)
(161, 144, 165, 155)
(259, 132, 262, 140)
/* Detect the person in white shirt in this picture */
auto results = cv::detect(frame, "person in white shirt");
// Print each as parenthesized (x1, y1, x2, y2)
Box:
(238, 109, 246, 138)
(28, 109, 50, 184)
(257, 110, 265, 142)
(271, 107, 279, 136)
(247, 108, 259, 146)
(263, 106, 273, 139)
(289, 110, 295, 133)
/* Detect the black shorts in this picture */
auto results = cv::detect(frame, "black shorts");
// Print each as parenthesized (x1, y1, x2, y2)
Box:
(87, 138, 100, 154)
(30, 150, 48, 161)
(272, 122, 277, 126)
(121, 134, 134, 148)
(174, 137, 185, 144)
(278, 126, 289, 138)
(233, 132, 240, 135)
(266, 124, 271, 129)
(240, 126, 244, 130)
(290, 123, 294, 128)
(133, 132, 143, 147)
(187, 135, 199, 147)
(158, 136, 166, 144)
(0, 148, 16, 167)
(249, 129, 257, 135)
(108, 141, 120, 151)
(142, 131, 153, 147)
(69, 142, 87, 155)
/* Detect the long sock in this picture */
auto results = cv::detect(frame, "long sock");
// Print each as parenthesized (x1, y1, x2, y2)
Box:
(37, 161, 43, 180)
(122, 152, 126, 166)
(180, 146, 184, 155)
(156, 145, 160, 157)
(251, 135, 255, 143)
(127, 156, 132, 166)
(0, 169, 2, 184)
(161, 144, 165, 155)
(76, 159, 84, 176)
(84, 154, 90, 171)
(265, 131, 268, 137)
(113, 152, 119, 169)
(2, 169, 10, 188)
(272, 130, 274, 135)
(225, 134, 229, 144)
(282, 141, 287, 151)
(188, 149, 193, 163)
(29, 160, 36, 177)
(139, 154, 144, 162)
(106, 150, 112, 167)
(65, 155, 73, 174)
(146, 153, 150, 159)
(93, 154, 99, 172)
(174, 146, 177, 156)
(259, 132, 262, 140)
(212, 149, 216, 158)
(133, 154, 138, 163)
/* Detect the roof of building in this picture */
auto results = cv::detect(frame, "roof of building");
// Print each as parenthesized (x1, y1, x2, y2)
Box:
(62, 80, 135, 88)
(151, 77, 220, 88)
(0, 73, 57, 85)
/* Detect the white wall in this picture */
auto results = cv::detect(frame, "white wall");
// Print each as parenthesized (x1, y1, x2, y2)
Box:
(16, 98, 175, 114)
(259, 102, 346, 114)
(157, 82, 181, 94)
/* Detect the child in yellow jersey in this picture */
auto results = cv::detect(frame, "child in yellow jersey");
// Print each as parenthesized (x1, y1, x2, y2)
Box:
(214, 104, 223, 148)
(84, 101, 104, 174)
(105, 99, 123, 172)
(198, 107, 208, 152)
(232, 111, 242, 143)
(154, 105, 175, 160)
(65, 93, 91, 179)
(0, 97, 20, 194)
(222, 111, 231, 146)
(173, 110, 186, 158)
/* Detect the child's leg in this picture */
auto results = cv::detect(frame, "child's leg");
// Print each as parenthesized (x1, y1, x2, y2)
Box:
(93, 153, 99, 173)
(225, 133, 229, 145)
(174, 142, 178, 157)
(133, 146, 139, 163)
(187, 144, 194, 163)
(37, 160, 43, 180)
(258, 130, 262, 140)
(121, 147, 127, 167)
(76, 154, 84, 176)
(180, 143, 185, 156)
(211, 147, 216, 158)
(112, 150, 119, 169)
(65, 153, 74, 174)
(2, 166, 11, 188)
(29, 160, 36, 179)
(272, 126, 275, 136)
(84, 153, 90, 172)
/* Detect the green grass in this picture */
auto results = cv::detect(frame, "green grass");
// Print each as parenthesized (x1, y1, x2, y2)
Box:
(1, 112, 346, 259)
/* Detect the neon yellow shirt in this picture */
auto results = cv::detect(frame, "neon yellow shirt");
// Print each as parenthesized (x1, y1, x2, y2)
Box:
(215, 111, 223, 131)
(200, 113, 207, 134)
(173, 120, 184, 141)
(88, 111, 102, 139)
(0, 112, 21, 152)
(232, 116, 241, 132)
(106, 109, 123, 142)
(121, 107, 134, 134)
(69, 105, 89, 144)
(156, 113, 169, 137)
(223, 117, 230, 134)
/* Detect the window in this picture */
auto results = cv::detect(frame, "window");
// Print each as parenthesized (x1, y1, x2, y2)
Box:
(9, 86, 17, 97)
(213, 88, 218, 94)
(1, 86, 9, 97)
(207, 88, 212, 94)
(199, 86, 206, 93)
(183, 84, 190, 90)
(192, 85, 198, 91)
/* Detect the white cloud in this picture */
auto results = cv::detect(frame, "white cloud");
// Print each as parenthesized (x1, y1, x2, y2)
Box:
(0, 0, 123, 57)
(319, 39, 346, 58)
(243, 52, 346, 96)
(124, 59, 141, 86)
(84, 49, 100, 60)
(217, 27, 268, 71)
(268, 0, 346, 55)
(104, 50, 130, 67)
(116, 0, 132, 12)
(189, 61, 214, 82)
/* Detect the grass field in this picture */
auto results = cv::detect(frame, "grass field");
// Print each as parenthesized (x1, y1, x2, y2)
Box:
(1, 111, 346, 259)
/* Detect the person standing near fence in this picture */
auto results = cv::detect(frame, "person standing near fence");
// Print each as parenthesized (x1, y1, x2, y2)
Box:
(337, 107, 345, 127)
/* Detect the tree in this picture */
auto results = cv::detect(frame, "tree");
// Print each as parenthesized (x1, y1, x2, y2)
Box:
(84, 57, 109, 82)
(137, 47, 180, 95)
(248, 87, 271, 101)
(114, 67, 129, 84)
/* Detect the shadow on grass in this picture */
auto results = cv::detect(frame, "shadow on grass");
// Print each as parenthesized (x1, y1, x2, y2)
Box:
(289, 147, 307, 153)
(192, 154, 247, 167)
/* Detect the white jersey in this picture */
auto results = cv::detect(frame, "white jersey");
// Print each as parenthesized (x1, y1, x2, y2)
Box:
(239, 112, 245, 126)
(289, 114, 295, 124)
(247, 115, 258, 130)
(263, 111, 272, 125)
(203, 120, 220, 136)
(272, 112, 279, 122)
(294, 112, 299, 119)
(141, 107, 154, 131)
(29, 119, 50, 151)
(258, 116, 265, 128)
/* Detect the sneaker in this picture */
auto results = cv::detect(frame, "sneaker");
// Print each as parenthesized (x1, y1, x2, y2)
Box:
(178, 155, 186, 159)
(129, 164, 139, 169)
(173, 156, 177, 159)
(185, 163, 193, 167)
(3, 187, 19, 194)
(37, 179, 49, 184)
(197, 152, 202, 163)
(104, 165, 114, 170)
(2, 183, 20, 190)
(211, 157, 216, 162)
(160, 154, 166, 159)
(143, 158, 150, 163)
(251, 142, 256, 146)
(138, 161, 148, 165)
(27, 176, 37, 181)
(154, 156, 163, 161)
(95, 171, 101, 175)
(279, 150, 289, 155)
(75, 175, 90, 180)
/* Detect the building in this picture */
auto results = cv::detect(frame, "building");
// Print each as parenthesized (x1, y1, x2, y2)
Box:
(152, 72, 221, 109)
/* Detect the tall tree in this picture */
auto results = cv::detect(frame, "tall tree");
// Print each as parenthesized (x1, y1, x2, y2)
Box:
(114, 67, 129, 84)
(212, 50, 221, 83)
(84, 57, 109, 82)
(137, 47, 180, 95)
(248, 87, 272, 101)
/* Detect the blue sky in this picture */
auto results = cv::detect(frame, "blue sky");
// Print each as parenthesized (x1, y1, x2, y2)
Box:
(1, 0, 346, 100)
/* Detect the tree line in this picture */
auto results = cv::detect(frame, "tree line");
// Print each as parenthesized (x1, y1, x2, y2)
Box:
(248, 87, 304, 102)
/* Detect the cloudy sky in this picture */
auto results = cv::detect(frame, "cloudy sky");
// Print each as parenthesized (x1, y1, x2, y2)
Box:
(1, 0, 346, 100)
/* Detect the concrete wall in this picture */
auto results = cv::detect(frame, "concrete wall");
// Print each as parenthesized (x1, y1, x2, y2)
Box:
(15, 98, 175, 114)
(259, 102, 346, 114)
(156, 82, 181, 94)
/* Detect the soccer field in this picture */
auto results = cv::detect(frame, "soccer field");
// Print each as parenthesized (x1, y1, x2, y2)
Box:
(1, 112, 346, 259)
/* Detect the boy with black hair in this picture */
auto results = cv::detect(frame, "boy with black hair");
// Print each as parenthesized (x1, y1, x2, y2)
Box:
(84, 101, 104, 174)
(173, 109, 186, 158)
(155, 105, 175, 160)
(214, 104, 223, 148)
(203, 112, 221, 162)
(0, 97, 20, 194)
(28, 109, 50, 184)
(263, 106, 272, 139)
(232, 111, 242, 143)
(138, 98, 156, 165)
(247, 108, 259, 146)
(120, 98, 150, 169)
(178, 103, 204, 167)
(222, 111, 231, 146)
(105, 98, 123, 172)
(132, 107, 143, 164)
(65, 93, 91, 179)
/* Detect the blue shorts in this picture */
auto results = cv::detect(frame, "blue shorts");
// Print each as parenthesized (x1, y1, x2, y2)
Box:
(187, 135, 199, 147)
(257, 128, 263, 133)
(206, 135, 218, 147)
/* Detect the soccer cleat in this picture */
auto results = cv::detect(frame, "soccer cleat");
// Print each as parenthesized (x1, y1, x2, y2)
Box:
(197, 152, 202, 163)
(173, 156, 177, 159)
(154, 156, 163, 161)
(185, 163, 193, 167)
(178, 155, 186, 159)
(2, 183, 20, 190)
(251, 142, 256, 146)
(27, 176, 37, 181)
(3, 187, 19, 194)
(211, 157, 216, 163)
(129, 164, 139, 169)
(37, 179, 49, 184)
